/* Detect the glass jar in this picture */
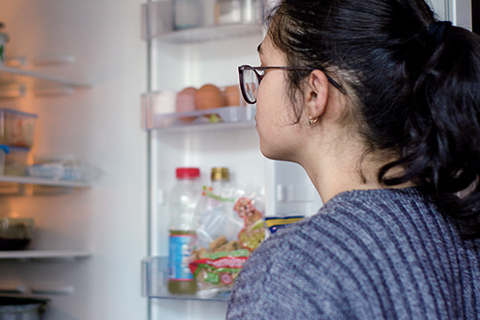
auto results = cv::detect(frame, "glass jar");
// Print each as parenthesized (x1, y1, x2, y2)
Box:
(215, 0, 242, 25)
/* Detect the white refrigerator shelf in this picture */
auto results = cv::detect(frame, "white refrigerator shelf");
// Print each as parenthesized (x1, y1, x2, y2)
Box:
(0, 175, 92, 188)
(0, 250, 91, 260)
(0, 65, 90, 87)
(0, 64, 90, 98)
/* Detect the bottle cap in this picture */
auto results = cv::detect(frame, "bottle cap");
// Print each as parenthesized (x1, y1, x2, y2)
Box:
(176, 167, 200, 179)
(211, 167, 229, 181)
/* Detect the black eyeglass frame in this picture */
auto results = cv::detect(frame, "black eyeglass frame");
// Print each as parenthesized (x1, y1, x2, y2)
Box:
(238, 65, 346, 104)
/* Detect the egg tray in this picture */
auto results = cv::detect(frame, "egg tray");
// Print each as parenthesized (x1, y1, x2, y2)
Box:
(146, 105, 256, 130)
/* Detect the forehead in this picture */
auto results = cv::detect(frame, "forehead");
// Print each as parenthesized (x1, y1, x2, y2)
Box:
(257, 36, 285, 64)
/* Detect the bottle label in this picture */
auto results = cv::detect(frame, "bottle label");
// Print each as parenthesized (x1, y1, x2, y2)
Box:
(168, 234, 196, 281)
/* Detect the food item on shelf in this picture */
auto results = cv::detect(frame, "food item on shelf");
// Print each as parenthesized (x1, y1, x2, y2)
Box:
(223, 85, 242, 106)
(234, 196, 265, 251)
(4, 146, 30, 176)
(0, 145, 9, 175)
(176, 87, 198, 123)
(0, 109, 38, 148)
(215, 0, 242, 25)
(0, 217, 34, 250)
(195, 84, 226, 110)
(189, 172, 266, 295)
(168, 167, 202, 295)
(27, 154, 103, 182)
(174, 0, 201, 30)
(189, 235, 249, 293)
(195, 167, 240, 248)
(264, 215, 305, 234)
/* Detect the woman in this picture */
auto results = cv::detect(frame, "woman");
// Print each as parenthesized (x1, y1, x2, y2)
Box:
(227, 0, 480, 319)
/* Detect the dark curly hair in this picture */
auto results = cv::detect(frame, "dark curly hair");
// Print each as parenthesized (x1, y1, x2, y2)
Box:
(266, 0, 480, 236)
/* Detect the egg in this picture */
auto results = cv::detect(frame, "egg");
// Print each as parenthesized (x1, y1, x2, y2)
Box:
(176, 87, 197, 123)
(223, 85, 242, 106)
(195, 84, 226, 110)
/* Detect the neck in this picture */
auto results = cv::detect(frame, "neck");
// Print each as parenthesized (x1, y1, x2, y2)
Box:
(300, 136, 412, 204)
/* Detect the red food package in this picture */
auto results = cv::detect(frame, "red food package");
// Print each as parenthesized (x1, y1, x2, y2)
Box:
(189, 249, 250, 292)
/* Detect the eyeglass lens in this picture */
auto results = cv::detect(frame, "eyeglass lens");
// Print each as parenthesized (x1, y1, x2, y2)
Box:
(242, 68, 259, 104)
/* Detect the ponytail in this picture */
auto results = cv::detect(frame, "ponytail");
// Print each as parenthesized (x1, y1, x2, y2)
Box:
(380, 23, 480, 232)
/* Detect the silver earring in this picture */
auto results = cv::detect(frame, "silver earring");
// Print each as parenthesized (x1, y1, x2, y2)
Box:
(308, 116, 318, 125)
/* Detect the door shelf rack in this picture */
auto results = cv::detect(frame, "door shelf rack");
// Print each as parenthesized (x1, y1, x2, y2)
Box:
(142, 1, 264, 43)
(142, 256, 230, 302)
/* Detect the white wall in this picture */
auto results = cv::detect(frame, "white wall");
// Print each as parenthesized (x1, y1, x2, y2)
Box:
(0, 1, 148, 319)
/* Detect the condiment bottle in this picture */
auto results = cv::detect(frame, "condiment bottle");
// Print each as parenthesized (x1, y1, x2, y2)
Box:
(167, 167, 201, 295)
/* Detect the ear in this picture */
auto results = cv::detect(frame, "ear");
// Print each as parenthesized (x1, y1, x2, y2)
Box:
(304, 69, 330, 120)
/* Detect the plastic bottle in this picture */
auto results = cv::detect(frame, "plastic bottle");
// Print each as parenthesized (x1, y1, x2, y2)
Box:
(167, 167, 201, 295)
(196, 167, 241, 247)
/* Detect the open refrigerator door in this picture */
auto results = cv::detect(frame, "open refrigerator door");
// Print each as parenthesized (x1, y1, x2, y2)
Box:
(140, 0, 471, 319)
(141, 0, 323, 319)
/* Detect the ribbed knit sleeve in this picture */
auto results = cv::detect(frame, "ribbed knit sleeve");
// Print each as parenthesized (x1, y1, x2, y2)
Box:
(226, 187, 480, 320)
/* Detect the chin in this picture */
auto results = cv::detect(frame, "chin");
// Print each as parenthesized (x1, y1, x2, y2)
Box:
(259, 145, 293, 162)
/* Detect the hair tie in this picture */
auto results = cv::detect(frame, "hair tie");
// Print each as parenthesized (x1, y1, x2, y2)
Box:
(427, 21, 452, 46)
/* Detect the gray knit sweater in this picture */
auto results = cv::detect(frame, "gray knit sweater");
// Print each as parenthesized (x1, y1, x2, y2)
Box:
(226, 188, 480, 319)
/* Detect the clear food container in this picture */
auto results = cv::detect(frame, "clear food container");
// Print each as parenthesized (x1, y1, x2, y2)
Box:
(4, 146, 30, 176)
(0, 145, 9, 175)
(0, 217, 34, 250)
(0, 109, 38, 148)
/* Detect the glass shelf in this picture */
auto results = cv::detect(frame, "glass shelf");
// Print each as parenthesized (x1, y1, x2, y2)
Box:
(0, 250, 91, 260)
(0, 175, 91, 188)
(142, 256, 230, 302)
(0, 65, 90, 98)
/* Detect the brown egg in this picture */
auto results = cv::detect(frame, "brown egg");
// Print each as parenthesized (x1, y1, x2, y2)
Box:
(223, 85, 242, 106)
(176, 87, 197, 123)
(195, 84, 226, 110)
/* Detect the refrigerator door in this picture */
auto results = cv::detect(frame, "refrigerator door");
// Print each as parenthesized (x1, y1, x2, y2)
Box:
(144, 0, 472, 319)
(0, 1, 148, 320)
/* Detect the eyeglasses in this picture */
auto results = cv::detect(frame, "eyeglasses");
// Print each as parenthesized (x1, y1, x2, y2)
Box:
(238, 65, 346, 104)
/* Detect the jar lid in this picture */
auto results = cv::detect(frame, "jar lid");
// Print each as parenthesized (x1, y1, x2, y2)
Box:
(176, 167, 200, 179)
(211, 167, 229, 181)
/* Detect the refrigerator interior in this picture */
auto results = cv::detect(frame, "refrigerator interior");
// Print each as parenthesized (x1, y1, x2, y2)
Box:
(0, 1, 148, 320)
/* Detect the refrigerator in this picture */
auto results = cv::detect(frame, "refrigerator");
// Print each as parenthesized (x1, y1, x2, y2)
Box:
(0, 0, 472, 319)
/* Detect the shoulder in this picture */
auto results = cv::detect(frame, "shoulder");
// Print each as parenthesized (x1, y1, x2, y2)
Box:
(227, 187, 443, 319)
